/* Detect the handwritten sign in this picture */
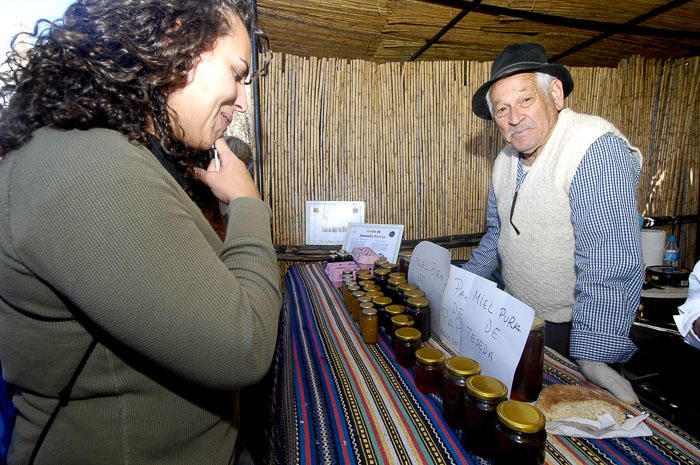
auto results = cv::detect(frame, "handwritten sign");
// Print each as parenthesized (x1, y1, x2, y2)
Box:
(458, 279, 534, 396)
(439, 266, 496, 352)
(407, 241, 451, 338)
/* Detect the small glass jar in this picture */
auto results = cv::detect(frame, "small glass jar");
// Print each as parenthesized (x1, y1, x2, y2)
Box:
(406, 296, 431, 341)
(463, 375, 508, 458)
(356, 270, 373, 282)
(373, 268, 391, 292)
(391, 313, 414, 331)
(360, 307, 379, 344)
(373, 296, 393, 330)
(442, 356, 481, 429)
(358, 279, 374, 288)
(362, 284, 381, 293)
(397, 283, 418, 303)
(364, 290, 384, 303)
(356, 295, 373, 322)
(380, 262, 398, 273)
(398, 251, 412, 274)
(349, 289, 365, 321)
(386, 277, 407, 302)
(373, 258, 389, 271)
(415, 347, 446, 394)
(345, 284, 361, 310)
(383, 304, 406, 340)
(393, 327, 422, 368)
(359, 301, 375, 321)
(494, 401, 547, 465)
(403, 288, 425, 305)
(511, 317, 545, 402)
(388, 271, 406, 281)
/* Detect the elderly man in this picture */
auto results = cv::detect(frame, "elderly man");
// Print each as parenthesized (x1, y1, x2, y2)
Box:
(463, 43, 643, 404)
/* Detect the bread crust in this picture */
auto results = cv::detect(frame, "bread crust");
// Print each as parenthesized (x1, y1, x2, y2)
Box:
(536, 385, 627, 424)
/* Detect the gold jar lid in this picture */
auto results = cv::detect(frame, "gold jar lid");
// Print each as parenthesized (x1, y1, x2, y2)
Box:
(394, 327, 421, 342)
(356, 271, 372, 280)
(532, 316, 545, 330)
(385, 304, 406, 316)
(361, 307, 378, 317)
(373, 268, 391, 277)
(351, 290, 365, 298)
(359, 301, 375, 310)
(358, 279, 374, 287)
(347, 284, 361, 291)
(391, 314, 414, 327)
(357, 295, 373, 304)
(403, 289, 425, 299)
(407, 296, 430, 308)
(380, 263, 398, 272)
(373, 296, 393, 307)
(466, 375, 507, 401)
(365, 290, 384, 299)
(415, 347, 446, 365)
(374, 259, 389, 268)
(398, 283, 418, 292)
(363, 284, 381, 292)
(445, 356, 481, 377)
(387, 277, 407, 286)
(389, 272, 407, 280)
(497, 400, 546, 433)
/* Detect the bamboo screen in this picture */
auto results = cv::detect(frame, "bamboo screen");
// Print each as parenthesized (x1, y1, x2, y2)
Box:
(258, 54, 699, 264)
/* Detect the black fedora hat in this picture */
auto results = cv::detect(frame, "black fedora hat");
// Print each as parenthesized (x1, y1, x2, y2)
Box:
(472, 43, 573, 120)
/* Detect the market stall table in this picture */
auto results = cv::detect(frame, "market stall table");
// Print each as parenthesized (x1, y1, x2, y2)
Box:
(270, 263, 700, 464)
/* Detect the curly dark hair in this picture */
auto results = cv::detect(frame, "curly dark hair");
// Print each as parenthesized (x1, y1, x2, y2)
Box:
(0, 0, 269, 166)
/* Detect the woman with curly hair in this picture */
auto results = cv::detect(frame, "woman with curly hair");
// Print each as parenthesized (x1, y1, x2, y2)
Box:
(0, 1, 281, 464)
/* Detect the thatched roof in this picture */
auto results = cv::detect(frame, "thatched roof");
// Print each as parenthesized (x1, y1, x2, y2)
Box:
(256, 0, 700, 67)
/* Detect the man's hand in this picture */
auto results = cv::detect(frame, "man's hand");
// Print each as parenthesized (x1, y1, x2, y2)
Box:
(577, 359, 639, 404)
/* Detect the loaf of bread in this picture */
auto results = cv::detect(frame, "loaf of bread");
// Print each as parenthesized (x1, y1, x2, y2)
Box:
(536, 385, 627, 424)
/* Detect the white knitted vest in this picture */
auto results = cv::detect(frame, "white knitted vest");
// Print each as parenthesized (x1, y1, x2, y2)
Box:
(492, 108, 642, 322)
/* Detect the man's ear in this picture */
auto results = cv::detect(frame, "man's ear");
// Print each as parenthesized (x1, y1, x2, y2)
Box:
(550, 79, 565, 110)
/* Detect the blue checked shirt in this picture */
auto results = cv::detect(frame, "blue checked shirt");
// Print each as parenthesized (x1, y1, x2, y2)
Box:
(464, 133, 643, 363)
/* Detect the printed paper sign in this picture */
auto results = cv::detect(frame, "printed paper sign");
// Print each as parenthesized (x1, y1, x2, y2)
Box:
(305, 201, 365, 245)
(342, 223, 404, 264)
(407, 241, 451, 337)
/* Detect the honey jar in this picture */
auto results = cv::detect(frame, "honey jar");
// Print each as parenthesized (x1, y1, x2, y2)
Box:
(394, 327, 422, 368)
(386, 277, 407, 302)
(397, 283, 418, 303)
(398, 252, 412, 274)
(406, 296, 431, 341)
(414, 347, 445, 394)
(383, 304, 406, 340)
(403, 288, 425, 305)
(494, 400, 546, 465)
(463, 375, 508, 457)
(442, 356, 481, 428)
(355, 295, 373, 323)
(373, 268, 391, 292)
(360, 307, 379, 344)
(349, 289, 365, 321)
(390, 314, 414, 343)
(380, 262, 398, 272)
(511, 317, 545, 402)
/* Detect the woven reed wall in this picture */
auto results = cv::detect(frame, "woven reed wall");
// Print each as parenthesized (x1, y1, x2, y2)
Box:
(259, 54, 700, 265)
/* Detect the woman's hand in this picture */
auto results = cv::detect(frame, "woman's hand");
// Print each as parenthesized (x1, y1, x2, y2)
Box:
(193, 138, 260, 203)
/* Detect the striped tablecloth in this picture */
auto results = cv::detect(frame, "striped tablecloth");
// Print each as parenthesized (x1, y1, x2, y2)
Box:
(271, 263, 700, 465)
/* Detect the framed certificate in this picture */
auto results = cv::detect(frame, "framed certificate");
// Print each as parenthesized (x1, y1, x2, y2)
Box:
(342, 223, 404, 263)
(305, 201, 366, 245)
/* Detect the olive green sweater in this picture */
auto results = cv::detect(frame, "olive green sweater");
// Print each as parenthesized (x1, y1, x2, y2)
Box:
(0, 128, 282, 465)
